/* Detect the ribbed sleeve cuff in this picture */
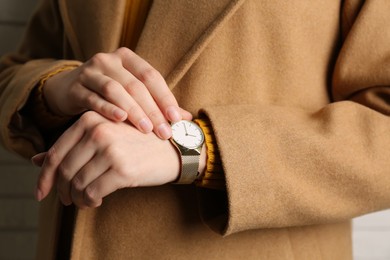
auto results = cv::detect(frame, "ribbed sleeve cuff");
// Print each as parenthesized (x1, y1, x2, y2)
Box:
(29, 65, 78, 132)
(194, 118, 225, 190)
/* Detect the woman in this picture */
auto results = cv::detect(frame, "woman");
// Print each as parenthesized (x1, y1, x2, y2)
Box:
(1, 0, 390, 259)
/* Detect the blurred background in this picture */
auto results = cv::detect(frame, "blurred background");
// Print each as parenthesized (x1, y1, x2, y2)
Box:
(0, 0, 389, 259)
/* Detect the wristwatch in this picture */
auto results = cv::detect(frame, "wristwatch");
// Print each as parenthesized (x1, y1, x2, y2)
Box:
(170, 120, 205, 184)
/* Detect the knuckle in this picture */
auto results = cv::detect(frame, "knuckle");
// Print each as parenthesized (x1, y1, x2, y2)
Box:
(90, 52, 109, 66)
(79, 111, 99, 126)
(84, 94, 97, 107)
(113, 164, 139, 188)
(126, 104, 142, 118)
(57, 163, 71, 182)
(88, 124, 107, 142)
(45, 150, 56, 166)
(104, 145, 119, 161)
(78, 67, 93, 82)
(84, 186, 99, 206)
(115, 165, 128, 179)
(125, 80, 144, 96)
(147, 109, 164, 122)
(100, 80, 117, 97)
(115, 47, 131, 56)
(157, 92, 177, 111)
(101, 104, 118, 117)
(139, 67, 161, 85)
(159, 91, 175, 104)
(71, 176, 83, 192)
(45, 146, 59, 167)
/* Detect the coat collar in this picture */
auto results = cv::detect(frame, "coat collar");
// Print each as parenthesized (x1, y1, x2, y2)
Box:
(59, 0, 246, 89)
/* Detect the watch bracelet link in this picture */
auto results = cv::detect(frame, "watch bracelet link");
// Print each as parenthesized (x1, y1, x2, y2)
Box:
(175, 154, 201, 184)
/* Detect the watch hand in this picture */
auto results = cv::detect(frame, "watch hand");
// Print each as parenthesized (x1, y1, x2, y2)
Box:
(187, 134, 196, 137)
(183, 122, 188, 134)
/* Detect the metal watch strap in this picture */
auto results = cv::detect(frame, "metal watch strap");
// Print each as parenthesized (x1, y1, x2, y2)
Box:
(170, 139, 201, 184)
(176, 154, 201, 184)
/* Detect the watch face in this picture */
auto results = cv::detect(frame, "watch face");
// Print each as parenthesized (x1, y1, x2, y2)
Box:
(171, 120, 204, 149)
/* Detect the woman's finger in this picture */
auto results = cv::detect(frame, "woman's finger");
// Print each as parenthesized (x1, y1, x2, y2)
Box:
(36, 112, 98, 201)
(75, 78, 128, 122)
(116, 48, 182, 123)
(31, 152, 46, 167)
(70, 152, 110, 208)
(180, 108, 193, 121)
(110, 67, 173, 139)
(83, 169, 126, 208)
(81, 72, 155, 133)
(56, 134, 98, 206)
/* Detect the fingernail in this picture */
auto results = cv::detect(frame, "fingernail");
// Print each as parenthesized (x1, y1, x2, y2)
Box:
(35, 187, 43, 202)
(166, 106, 181, 122)
(157, 123, 172, 139)
(63, 201, 72, 207)
(139, 118, 153, 133)
(113, 109, 127, 121)
(59, 194, 72, 206)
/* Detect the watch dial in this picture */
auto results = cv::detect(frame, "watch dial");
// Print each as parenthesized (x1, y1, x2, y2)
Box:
(171, 120, 204, 149)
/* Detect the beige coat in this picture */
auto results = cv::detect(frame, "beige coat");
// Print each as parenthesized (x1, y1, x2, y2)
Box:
(1, 0, 390, 259)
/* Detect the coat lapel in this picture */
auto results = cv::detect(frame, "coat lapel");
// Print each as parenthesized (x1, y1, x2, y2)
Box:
(59, 0, 246, 89)
(137, 0, 246, 89)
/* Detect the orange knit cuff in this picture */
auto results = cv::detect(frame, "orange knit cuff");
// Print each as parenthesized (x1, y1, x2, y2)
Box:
(31, 65, 78, 131)
(194, 118, 225, 190)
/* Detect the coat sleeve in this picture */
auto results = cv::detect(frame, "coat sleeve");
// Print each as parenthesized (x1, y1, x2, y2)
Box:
(0, 0, 81, 159)
(197, 0, 390, 236)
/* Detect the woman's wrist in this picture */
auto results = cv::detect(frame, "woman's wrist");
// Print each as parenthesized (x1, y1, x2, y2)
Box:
(26, 66, 78, 133)
(42, 67, 76, 116)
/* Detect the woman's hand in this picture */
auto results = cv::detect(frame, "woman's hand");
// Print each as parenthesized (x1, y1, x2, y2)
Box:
(44, 47, 191, 139)
(34, 111, 181, 208)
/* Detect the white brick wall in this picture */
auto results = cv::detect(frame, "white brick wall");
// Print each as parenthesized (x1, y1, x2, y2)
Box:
(0, 1, 389, 259)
